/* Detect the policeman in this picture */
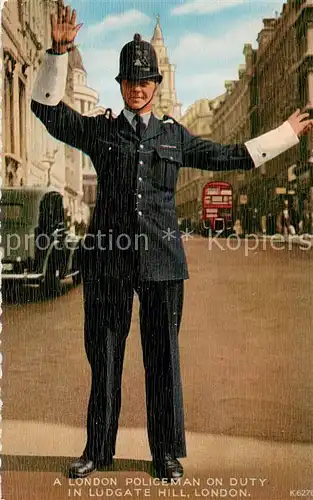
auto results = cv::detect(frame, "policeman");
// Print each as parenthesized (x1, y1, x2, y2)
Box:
(30, 5, 313, 481)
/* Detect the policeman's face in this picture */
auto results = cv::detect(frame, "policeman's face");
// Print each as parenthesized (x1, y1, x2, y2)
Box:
(121, 80, 157, 111)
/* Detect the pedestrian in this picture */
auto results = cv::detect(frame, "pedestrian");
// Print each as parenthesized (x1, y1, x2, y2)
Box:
(261, 215, 267, 235)
(30, 4, 313, 481)
(233, 216, 243, 237)
(281, 200, 296, 236)
(302, 199, 310, 234)
(289, 202, 299, 234)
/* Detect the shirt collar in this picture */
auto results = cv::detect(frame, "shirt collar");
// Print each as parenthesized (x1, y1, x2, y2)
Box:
(123, 108, 152, 128)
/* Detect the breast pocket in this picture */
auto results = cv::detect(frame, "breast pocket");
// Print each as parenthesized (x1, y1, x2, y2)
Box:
(97, 139, 131, 162)
(95, 139, 132, 182)
(153, 146, 182, 191)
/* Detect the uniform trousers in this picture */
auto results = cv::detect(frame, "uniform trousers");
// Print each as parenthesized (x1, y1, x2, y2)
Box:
(82, 268, 187, 463)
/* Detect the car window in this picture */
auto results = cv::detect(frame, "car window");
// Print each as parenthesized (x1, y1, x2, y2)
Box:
(0, 204, 24, 223)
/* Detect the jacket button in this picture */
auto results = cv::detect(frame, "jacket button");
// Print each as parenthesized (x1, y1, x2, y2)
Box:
(138, 177, 143, 181)
(45, 92, 50, 98)
(262, 152, 266, 157)
(138, 211, 143, 216)
(138, 194, 142, 198)
(140, 144, 144, 149)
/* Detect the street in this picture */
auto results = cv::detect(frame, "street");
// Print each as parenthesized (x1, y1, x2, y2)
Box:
(2, 236, 313, 499)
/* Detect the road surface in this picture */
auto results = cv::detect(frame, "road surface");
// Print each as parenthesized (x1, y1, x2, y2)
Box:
(2, 236, 313, 499)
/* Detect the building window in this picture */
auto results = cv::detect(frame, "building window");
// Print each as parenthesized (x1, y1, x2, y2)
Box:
(4, 73, 14, 154)
(3, 76, 9, 152)
(8, 171, 14, 186)
(17, 0, 23, 23)
(19, 78, 26, 159)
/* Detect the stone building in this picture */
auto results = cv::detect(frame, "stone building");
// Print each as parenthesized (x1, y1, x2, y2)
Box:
(176, 1, 313, 233)
(1, 0, 92, 229)
(2, 0, 47, 187)
(151, 15, 182, 120)
(1, 0, 70, 190)
(254, 1, 313, 227)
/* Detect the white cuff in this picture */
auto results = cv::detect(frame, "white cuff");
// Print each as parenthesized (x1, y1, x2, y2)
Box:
(31, 51, 69, 106)
(244, 121, 299, 168)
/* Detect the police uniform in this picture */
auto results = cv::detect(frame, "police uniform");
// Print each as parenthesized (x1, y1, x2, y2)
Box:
(31, 33, 299, 476)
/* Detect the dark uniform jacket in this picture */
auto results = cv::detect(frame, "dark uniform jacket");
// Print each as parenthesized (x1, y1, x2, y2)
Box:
(31, 99, 255, 281)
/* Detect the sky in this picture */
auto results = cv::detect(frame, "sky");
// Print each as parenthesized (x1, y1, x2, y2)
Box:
(67, 0, 286, 116)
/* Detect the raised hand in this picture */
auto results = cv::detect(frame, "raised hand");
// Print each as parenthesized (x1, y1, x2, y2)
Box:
(287, 109, 313, 137)
(51, 4, 83, 53)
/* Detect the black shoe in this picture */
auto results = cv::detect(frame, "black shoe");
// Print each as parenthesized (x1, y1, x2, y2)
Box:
(68, 455, 113, 479)
(152, 454, 183, 481)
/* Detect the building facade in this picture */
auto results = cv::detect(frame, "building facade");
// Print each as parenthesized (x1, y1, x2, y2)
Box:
(1, 0, 92, 230)
(2, 0, 53, 187)
(176, 0, 313, 234)
(255, 1, 313, 230)
(2, 0, 69, 191)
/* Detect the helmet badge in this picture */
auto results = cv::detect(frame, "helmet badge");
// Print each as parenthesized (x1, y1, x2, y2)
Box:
(134, 52, 142, 66)
(133, 33, 150, 71)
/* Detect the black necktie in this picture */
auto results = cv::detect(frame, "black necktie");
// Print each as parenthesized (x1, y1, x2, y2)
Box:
(133, 114, 146, 139)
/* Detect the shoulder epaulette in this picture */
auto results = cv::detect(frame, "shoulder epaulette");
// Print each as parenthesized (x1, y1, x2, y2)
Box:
(162, 115, 177, 125)
(104, 108, 115, 121)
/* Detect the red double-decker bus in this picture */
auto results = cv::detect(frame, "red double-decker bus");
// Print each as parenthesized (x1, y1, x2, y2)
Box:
(201, 181, 233, 235)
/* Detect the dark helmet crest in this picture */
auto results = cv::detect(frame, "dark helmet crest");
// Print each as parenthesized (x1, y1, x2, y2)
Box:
(133, 33, 142, 43)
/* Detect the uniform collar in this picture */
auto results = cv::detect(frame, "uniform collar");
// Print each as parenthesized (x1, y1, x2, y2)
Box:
(114, 109, 164, 142)
(123, 108, 152, 128)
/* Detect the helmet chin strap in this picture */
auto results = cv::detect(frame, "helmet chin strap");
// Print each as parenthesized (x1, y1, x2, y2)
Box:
(122, 83, 157, 113)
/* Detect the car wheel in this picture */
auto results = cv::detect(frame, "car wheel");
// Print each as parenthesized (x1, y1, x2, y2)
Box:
(3, 282, 19, 302)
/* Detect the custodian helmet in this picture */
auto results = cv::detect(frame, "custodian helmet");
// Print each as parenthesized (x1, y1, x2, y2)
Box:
(115, 33, 163, 84)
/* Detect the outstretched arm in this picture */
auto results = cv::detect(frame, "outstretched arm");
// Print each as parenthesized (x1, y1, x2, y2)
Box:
(31, 50, 98, 155)
(244, 109, 313, 167)
(30, 4, 101, 155)
(182, 109, 313, 171)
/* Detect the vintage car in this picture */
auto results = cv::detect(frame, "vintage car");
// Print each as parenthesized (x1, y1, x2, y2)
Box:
(1, 187, 82, 296)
